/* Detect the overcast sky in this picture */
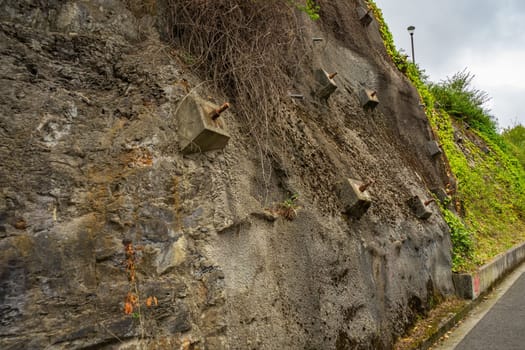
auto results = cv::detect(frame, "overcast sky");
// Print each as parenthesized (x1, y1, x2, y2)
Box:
(374, 0, 525, 129)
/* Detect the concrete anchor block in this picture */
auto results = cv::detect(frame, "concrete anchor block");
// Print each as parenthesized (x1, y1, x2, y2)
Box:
(357, 7, 373, 27)
(176, 95, 230, 154)
(359, 88, 379, 110)
(406, 195, 432, 220)
(336, 178, 372, 219)
(427, 140, 442, 157)
(315, 69, 337, 101)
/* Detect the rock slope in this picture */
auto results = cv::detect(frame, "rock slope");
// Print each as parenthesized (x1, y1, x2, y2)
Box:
(1, 1, 454, 349)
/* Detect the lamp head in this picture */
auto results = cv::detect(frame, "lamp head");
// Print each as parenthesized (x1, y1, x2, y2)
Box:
(407, 25, 415, 35)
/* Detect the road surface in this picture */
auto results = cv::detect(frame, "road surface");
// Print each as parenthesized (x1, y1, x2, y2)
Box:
(433, 262, 525, 350)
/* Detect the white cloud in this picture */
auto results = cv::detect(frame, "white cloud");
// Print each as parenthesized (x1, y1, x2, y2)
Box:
(463, 50, 525, 90)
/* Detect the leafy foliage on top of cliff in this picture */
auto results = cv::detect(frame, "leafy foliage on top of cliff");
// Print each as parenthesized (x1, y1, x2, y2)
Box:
(368, 0, 525, 272)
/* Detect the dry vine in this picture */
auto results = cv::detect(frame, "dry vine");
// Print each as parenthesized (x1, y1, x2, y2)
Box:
(160, 0, 311, 199)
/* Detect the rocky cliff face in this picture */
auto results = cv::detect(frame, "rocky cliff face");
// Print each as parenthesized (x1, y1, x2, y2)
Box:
(1, 1, 454, 349)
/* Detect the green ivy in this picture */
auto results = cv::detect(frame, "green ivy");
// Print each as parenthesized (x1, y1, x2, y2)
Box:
(442, 209, 474, 272)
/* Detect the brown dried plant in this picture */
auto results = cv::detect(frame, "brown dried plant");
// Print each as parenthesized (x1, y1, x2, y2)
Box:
(122, 239, 159, 342)
(161, 0, 311, 196)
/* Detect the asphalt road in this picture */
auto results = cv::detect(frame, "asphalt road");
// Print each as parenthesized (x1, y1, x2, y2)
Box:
(454, 271, 525, 350)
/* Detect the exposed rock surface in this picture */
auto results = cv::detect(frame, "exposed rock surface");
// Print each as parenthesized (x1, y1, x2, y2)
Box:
(1, 1, 454, 349)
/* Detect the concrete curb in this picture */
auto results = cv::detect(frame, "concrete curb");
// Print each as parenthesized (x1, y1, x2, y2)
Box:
(452, 241, 525, 299)
(416, 241, 525, 350)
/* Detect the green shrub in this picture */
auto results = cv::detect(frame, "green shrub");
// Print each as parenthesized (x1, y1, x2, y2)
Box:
(429, 69, 500, 140)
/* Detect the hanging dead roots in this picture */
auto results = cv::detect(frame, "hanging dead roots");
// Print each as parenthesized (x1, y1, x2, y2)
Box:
(160, 0, 311, 198)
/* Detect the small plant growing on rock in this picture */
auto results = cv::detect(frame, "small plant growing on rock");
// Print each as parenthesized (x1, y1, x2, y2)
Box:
(276, 194, 300, 220)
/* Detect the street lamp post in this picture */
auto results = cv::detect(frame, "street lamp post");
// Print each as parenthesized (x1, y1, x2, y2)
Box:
(407, 25, 415, 64)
